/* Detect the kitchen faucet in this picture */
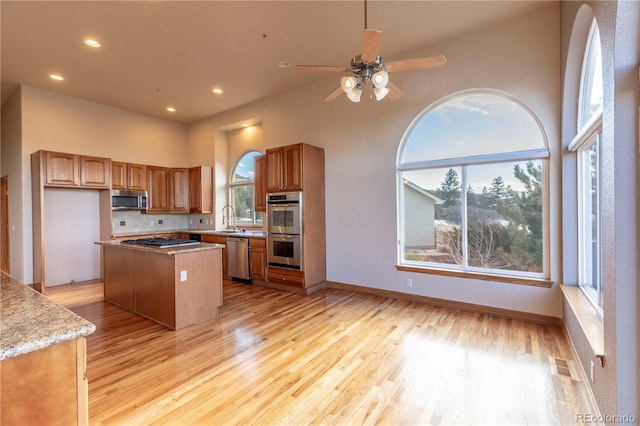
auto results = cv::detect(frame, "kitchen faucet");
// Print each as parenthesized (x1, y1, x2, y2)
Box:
(221, 205, 237, 230)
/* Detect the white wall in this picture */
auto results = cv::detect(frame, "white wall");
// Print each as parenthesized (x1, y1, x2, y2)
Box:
(189, 5, 563, 317)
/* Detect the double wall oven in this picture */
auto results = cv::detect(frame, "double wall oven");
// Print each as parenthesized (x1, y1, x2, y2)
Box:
(267, 192, 302, 271)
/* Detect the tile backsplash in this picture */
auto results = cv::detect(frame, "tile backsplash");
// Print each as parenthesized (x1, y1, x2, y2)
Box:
(112, 210, 215, 236)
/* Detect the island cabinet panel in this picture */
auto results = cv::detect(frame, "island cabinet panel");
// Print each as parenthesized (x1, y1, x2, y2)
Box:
(1, 338, 89, 426)
(201, 235, 228, 279)
(175, 249, 221, 329)
(135, 250, 176, 328)
(103, 245, 135, 310)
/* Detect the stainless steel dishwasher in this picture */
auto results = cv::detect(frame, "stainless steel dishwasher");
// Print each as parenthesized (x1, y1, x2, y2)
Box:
(226, 237, 251, 280)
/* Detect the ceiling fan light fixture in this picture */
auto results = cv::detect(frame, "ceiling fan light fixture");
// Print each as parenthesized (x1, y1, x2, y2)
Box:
(346, 85, 363, 103)
(373, 86, 390, 101)
(340, 76, 358, 93)
(372, 70, 389, 88)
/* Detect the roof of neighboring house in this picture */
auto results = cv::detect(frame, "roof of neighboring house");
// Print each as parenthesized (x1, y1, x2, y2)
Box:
(403, 179, 444, 204)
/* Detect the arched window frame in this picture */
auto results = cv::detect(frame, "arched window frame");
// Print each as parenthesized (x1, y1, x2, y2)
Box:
(229, 150, 263, 228)
(568, 19, 604, 312)
(396, 89, 550, 284)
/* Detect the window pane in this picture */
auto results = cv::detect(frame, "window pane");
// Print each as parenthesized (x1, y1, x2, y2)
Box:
(402, 168, 462, 266)
(232, 151, 261, 182)
(232, 184, 254, 225)
(579, 24, 603, 126)
(401, 93, 546, 164)
(580, 137, 602, 304)
(466, 161, 544, 273)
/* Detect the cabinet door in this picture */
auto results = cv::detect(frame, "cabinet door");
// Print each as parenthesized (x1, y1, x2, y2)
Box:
(249, 238, 266, 281)
(254, 155, 267, 212)
(45, 151, 79, 186)
(80, 156, 110, 188)
(112, 162, 126, 189)
(282, 144, 302, 191)
(266, 148, 283, 192)
(147, 167, 170, 213)
(127, 163, 147, 190)
(170, 168, 189, 213)
(189, 166, 213, 213)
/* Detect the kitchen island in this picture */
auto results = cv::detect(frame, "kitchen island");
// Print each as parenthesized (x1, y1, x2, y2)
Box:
(96, 239, 224, 330)
(1, 272, 96, 425)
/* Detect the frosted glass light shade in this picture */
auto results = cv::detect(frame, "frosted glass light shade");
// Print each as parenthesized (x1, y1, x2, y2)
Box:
(374, 86, 390, 101)
(341, 76, 358, 93)
(372, 70, 389, 88)
(346, 86, 362, 102)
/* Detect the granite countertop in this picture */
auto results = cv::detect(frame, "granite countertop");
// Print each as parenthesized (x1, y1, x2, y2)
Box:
(95, 240, 226, 254)
(0, 273, 96, 361)
(111, 229, 266, 239)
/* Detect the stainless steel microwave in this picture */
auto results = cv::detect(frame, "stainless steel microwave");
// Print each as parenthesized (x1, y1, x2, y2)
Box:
(112, 189, 148, 211)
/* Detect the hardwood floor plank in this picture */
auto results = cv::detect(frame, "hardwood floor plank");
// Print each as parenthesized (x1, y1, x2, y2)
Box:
(45, 280, 598, 425)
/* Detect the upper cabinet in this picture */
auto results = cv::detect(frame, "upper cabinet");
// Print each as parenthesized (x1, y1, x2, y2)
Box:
(266, 143, 324, 193)
(266, 144, 303, 192)
(189, 166, 213, 214)
(39, 150, 110, 189)
(254, 155, 267, 212)
(146, 166, 170, 213)
(169, 168, 189, 213)
(112, 162, 147, 191)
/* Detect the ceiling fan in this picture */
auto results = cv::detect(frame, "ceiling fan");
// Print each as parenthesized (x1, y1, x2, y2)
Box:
(294, 0, 446, 102)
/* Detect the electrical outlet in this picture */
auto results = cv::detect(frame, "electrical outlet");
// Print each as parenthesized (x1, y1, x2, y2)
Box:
(150, 220, 154, 226)
(158, 219, 163, 225)
(200, 219, 203, 224)
(119, 221, 126, 226)
(407, 278, 413, 288)
(180, 270, 187, 282)
(189, 219, 193, 225)
(65, 224, 71, 231)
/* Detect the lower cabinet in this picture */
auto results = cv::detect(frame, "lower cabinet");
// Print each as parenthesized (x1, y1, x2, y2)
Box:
(1, 338, 89, 425)
(267, 267, 305, 288)
(249, 237, 266, 281)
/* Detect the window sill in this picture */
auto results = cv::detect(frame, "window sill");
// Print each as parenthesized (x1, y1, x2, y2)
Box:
(395, 264, 553, 288)
(560, 284, 604, 358)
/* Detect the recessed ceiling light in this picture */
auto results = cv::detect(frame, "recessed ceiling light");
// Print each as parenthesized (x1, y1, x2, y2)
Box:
(84, 39, 101, 48)
(212, 88, 223, 94)
(242, 123, 249, 127)
(49, 74, 64, 81)
(166, 107, 176, 112)
(278, 60, 290, 68)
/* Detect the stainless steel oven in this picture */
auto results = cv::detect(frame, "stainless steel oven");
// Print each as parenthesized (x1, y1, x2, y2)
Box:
(267, 234, 302, 270)
(267, 192, 301, 235)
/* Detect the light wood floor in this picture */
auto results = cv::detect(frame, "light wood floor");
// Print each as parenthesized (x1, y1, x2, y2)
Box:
(46, 281, 597, 425)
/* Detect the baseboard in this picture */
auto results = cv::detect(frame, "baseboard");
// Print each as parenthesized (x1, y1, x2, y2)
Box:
(253, 279, 326, 295)
(326, 280, 562, 326)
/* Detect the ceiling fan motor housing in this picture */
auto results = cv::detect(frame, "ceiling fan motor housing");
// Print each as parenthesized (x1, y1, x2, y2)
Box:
(350, 55, 384, 84)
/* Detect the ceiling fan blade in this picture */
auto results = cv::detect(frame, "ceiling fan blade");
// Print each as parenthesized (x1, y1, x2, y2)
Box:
(323, 86, 344, 102)
(385, 55, 447, 73)
(387, 82, 404, 100)
(294, 65, 348, 72)
(361, 29, 383, 62)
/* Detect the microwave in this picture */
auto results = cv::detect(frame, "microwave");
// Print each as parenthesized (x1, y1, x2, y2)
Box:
(112, 189, 148, 211)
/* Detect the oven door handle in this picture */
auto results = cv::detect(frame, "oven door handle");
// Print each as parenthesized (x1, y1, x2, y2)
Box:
(270, 235, 299, 239)
(268, 203, 298, 208)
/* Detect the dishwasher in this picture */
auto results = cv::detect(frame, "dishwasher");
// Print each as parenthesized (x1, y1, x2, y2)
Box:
(226, 237, 251, 281)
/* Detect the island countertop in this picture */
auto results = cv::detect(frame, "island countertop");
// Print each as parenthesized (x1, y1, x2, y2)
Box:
(0, 273, 96, 361)
(95, 240, 225, 255)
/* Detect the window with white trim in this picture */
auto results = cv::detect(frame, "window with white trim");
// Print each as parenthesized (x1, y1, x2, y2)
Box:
(569, 20, 603, 311)
(230, 151, 263, 227)
(397, 90, 549, 279)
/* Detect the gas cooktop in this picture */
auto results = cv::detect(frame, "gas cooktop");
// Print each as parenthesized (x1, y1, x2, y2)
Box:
(121, 237, 199, 248)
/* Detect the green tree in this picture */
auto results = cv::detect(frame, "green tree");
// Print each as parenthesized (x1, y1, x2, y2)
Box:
(436, 168, 461, 222)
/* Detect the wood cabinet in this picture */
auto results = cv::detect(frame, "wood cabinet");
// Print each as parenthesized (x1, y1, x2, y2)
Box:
(1, 337, 89, 425)
(254, 155, 267, 212)
(267, 267, 305, 288)
(146, 166, 170, 213)
(170, 168, 189, 213)
(249, 237, 266, 281)
(201, 235, 227, 279)
(103, 245, 134, 310)
(266, 144, 303, 192)
(189, 166, 213, 213)
(112, 162, 147, 190)
(41, 150, 110, 189)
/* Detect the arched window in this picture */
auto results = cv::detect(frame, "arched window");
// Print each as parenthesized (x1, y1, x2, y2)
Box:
(397, 90, 549, 280)
(230, 150, 263, 227)
(568, 19, 603, 310)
